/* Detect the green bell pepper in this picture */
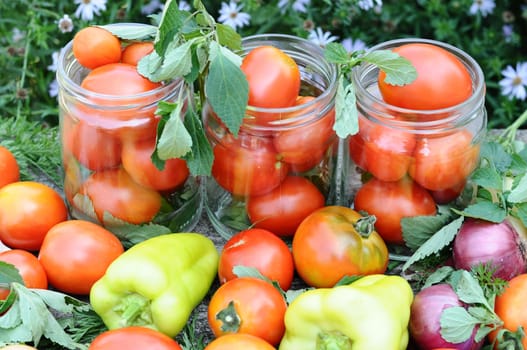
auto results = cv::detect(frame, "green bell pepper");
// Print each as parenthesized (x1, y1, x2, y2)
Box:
(90, 232, 219, 338)
(279, 274, 414, 350)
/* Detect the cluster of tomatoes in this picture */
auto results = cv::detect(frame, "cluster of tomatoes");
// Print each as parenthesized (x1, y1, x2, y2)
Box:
(206, 45, 337, 236)
(62, 26, 190, 227)
(350, 43, 481, 245)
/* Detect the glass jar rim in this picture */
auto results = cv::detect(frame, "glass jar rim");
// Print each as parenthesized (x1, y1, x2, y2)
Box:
(352, 37, 486, 127)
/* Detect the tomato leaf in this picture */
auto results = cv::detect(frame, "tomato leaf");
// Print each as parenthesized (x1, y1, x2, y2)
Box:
(0, 261, 23, 285)
(182, 107, 214, 176)
(103, 213, 171, 249)
(402, 216, 464, 271)
(439, 306, 479, 344)
(216, 23, 242, 51)
(156, 101, 193, 160)
(324, 42, 350, 64)
(205, 41, 248, 136)
(99, 23, 157, 41)
(449, 270, 492, 310)
(361, 49, 417, 86)
(333, 75, 358, 138)
(508, 172, 527, 203)
(402, 206, 457, 251)
(455, 200, 507, 223)
(140, 39, 195, 83)
(155, 0, 194, 56)
(471, 166, 503, 190)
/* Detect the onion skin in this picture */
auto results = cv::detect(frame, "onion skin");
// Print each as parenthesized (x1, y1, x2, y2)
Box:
(452, 217, 527, 281)
(409, 284, 483, 350)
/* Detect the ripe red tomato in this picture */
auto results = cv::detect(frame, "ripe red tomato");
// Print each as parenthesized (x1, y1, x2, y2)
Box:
(241, 45, 300, 110)
(121, 41, 154, 65)
(208, 277, 287, 346)
(378, 42, 472, 110)
(218, 228, 294, 290)
(0, 145, 19, 188)
(78, 168, 162, 225)
(121, 137, 189, 191)
(273, 96, 336, 168)
(38, 220, 124, 295)
(292, 206, 389, 288)
(246, 176, 325, 237)
(65, 120, 122, 171)
(408, 130, 480, 191)
(204, 333, 275, 350)
(353, 177, 437, 244)
(0, 181, 68, 251)
(72, 26, 121, 70)
(362, 124, 416, 182)
(89, 326, 183, 350)
(489, 273, 527, 349)
(0, 249, 48, 300)
(211, 134, 288, 196)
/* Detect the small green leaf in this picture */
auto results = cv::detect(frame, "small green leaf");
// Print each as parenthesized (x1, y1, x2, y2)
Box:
(0, 261, 23, 285)
(508, 173, 527, 203)
(205, 41, 248, 136)
(216, 23, 242, 51)
(402, 216, 463, 271)
(333, 75, 358, 138)
(471, 166, 503, 190)
(232, 265, 270, 281)
(156, 101, 192, 160)
(99, 24, 157, 41)
(440, 306, 479, 343)
(458, 201, 507, 223)
(324, 42, 350, 64)
(451, 270, 492, 310)
(182, 107, 214, 176)
(361, 49, 417, 86)
(480, 141, 512, 173)
(513, 202, 527, 228)
(155, 0, 194, 56)
(0, 291, 22, 328)
(402, 209, 456, 251)
(143, 39, 195, 82)
(422, 266, 455, 288)
(103, 213, 171, 249)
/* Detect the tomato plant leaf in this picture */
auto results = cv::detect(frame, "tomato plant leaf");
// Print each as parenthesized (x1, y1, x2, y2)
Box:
(508, 172, 527, 203)
(155, 0, 194, 56)
(216, 23, 242, 51)
(156, 101, 192, 160)
(449, 270, 492, 310)
(440, 306, 479, 344)
(100, 23, 157, 41)
(0, 261, 23, 285)
(205, 41, 248, 136)
(361, 49, 417, 86)
(402, 207, 457, 251)
(402, 216, 464, 271)
(103, 213, 171, 249)
(480, 141, 512, 173)
(470, 166, 503, 190)
(333, 75, 358, 138)
(324, 42, 350, 64)
(0, 291, 22, 328)
(422, 266, 455, 288)
(141, 39, 195, 83)
(182, 107, 214, 176)
(513, 202, 527, 228)
(456, 200, 507, 223)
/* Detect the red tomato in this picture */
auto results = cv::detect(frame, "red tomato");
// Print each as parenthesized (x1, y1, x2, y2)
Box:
(489, 273, 527, 349)
(78, 168, 162, 225)
(363, 124, 416, 182)
(218, 228, 294, 291)
(0, 249, 48, 299)
(292, 206, 389, 288)
(378, 43, 472, 110)
(121, 42, 154, 65)
(65, 120, 122, 171)
(353, 177, 437, 244)
(246, 176, 325, 237)
(0, 181, 68, 251)
(121, 137, 189, 191)
(38, 220, 124, 295)
(0, 145, 19, 188)
(429, 181, 466, 204)
(208, 277, 287, 346)
(204, 333, 275, 350)
(81, 63, 160, 95)
(273, 96, 336, 167)
(241, 45, 300, 110)
(408, 130, 480, 191)
(211, 134, 288, 196)
(72, 26, 122, 69)
(89, 326, 183, 350)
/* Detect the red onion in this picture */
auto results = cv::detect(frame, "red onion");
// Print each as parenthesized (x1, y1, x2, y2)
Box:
(409, 283, 483, 350)
(452, 217, 527, 280)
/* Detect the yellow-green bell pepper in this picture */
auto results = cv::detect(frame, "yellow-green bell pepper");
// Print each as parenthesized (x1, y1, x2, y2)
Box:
(279, 274, 414, 350)
(90, 232, 219, 338)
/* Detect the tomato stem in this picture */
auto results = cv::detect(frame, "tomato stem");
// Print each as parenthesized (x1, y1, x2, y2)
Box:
(216, 300, 241, 333)
(316, 330, 353, 350)
(354, 215, 377, 238)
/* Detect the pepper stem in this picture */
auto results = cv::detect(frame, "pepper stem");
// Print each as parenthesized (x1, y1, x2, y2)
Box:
(317, 331, 353, 350)
(113, 293, 153, 328)
(354, 214, 377, 238)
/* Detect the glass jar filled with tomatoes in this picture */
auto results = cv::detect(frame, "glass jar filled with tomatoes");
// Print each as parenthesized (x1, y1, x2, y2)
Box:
(203, 34, 349, 239)
(350, 38, 487, 246)
(57, 24, 202, 234)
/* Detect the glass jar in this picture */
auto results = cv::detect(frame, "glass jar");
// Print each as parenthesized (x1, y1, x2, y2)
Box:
(349, 38, 487, 247)
(203, 34, 348, 239)
(57, 24, 202, 235)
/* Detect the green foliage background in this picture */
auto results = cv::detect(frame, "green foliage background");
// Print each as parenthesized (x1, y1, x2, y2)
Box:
(0, 0, 525, 130)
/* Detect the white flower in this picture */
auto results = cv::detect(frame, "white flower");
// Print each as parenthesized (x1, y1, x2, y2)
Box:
(11, 28, 25, 43)
(341, 37, 367, 53)
(277, 0, 310, 13)
(357, 0, 382, 11)
(178, 1, 191, 11)
(74, 0, 107, 21)
(57, 14, 74, 33)
(308, 27, 338, 48)
(499, 62, 527, 100)
(469, 0, 495, 17)
(503, 24, 514, 42)
(49, 78, 59, 98)
(47, 48, 67, 73)
(218, 1, 251, 31)
(141, 0, 163, 14)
